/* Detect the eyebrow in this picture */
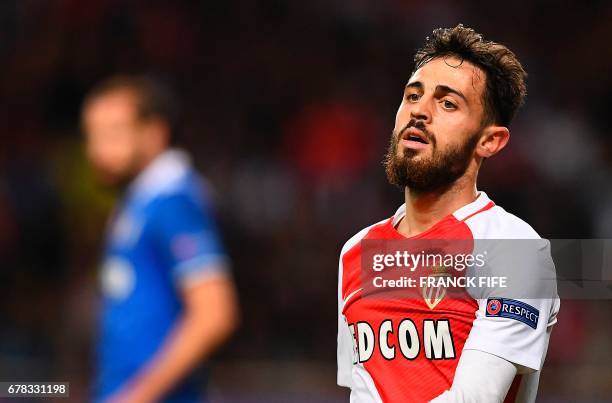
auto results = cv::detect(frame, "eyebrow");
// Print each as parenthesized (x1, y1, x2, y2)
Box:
(405, 81, 467, 102)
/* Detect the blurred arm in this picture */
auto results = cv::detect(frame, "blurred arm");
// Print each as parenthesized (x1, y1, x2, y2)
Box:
(107, 272, 239, 403)
(429, 349, 517, 403)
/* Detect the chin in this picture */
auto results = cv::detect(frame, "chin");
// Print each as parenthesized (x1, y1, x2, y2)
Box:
(93, 168, 127, 188)
(398, 144, 421, 154)
(399, 150, 422, 161)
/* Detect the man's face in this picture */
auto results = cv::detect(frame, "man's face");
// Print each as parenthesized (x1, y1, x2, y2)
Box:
(83, 91, 147, 187)
(385, 56, 488, 192)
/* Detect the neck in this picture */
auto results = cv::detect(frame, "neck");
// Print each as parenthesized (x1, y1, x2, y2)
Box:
(120, 147, 167, 194)
(138, 147, 165, 174)
(396, 174, 478, 238)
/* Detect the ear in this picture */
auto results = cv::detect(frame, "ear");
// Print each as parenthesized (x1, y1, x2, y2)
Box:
(476, 125, 509, 158)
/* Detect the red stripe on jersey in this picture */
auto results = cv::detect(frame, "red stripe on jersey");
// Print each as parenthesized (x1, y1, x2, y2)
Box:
(460, 201, 495, 222)
(340, 203, 495, 402)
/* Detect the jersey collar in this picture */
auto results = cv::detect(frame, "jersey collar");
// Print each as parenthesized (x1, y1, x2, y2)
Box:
(129, 148, 191, 199)
(391, 191, 493, 227)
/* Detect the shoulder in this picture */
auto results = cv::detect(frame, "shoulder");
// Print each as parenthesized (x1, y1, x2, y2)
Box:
(141, 170, 213, 216)
(340, 218, 389, 258)
(140, 178, 214, 235)
(465, 204, 541, 239)
(131, 149, 212, 208)
(340, 203, 406, 257)
(338, 218, 389, 301)
(465, 204, 556, 299)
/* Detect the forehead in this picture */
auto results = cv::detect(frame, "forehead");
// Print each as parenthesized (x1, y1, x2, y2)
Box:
(85, 90, 139, 123)
(408, 56, 486, 104)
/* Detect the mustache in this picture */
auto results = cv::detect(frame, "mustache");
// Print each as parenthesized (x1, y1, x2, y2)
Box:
(397, 119, 435, 144)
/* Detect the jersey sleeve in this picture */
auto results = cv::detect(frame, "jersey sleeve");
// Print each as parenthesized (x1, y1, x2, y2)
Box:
(464, 239, 560, 372)
(430, 349, 518, 402)
(149, 193, 229, 286)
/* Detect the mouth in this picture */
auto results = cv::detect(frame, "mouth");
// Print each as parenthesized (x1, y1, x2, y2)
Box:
(399, 127, 430, 150)
(402, 128, 429, 144)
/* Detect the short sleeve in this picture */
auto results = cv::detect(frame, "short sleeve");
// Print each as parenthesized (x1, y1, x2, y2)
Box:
(464, 239, 560, 371)
(149, 193, 229, 286)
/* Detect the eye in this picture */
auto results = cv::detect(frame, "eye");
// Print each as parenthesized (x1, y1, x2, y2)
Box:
(406, 93, 420, 102)
(442, 99, 457, 110)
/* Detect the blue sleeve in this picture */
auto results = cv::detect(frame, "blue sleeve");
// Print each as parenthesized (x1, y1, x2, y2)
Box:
(149, 193, 228, 285)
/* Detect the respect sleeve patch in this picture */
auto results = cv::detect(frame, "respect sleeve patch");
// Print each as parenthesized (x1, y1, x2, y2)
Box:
(485, 298, 539, 329)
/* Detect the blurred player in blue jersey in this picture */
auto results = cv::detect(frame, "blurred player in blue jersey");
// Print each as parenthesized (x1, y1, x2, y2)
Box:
(82, 76, 239, 403)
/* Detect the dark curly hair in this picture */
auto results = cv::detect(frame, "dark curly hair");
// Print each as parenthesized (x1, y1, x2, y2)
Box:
(413, 24, 527, 127)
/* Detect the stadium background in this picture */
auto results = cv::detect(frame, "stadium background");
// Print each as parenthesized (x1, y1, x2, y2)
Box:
(0, 0, 611, 401)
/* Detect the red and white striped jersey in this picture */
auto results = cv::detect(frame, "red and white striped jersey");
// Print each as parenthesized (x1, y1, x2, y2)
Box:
(337, 192, 560, 402)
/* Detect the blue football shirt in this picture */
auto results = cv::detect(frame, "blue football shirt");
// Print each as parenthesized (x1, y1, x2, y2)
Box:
(94, 150, 228, 402)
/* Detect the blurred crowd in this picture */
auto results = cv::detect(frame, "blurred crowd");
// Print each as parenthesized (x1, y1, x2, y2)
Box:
(0, 0, 611, 401)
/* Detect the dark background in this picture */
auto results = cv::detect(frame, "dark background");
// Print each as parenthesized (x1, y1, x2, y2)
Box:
(0, 0, 611, 402)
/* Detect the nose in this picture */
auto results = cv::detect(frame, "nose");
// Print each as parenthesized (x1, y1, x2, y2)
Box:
(409, 98, 432, 123)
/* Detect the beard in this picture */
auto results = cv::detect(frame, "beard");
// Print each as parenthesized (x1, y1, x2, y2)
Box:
(384, 121, 480, 193)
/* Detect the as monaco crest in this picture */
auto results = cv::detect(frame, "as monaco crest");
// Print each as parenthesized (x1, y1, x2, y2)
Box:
(422, 265, 452, 309)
